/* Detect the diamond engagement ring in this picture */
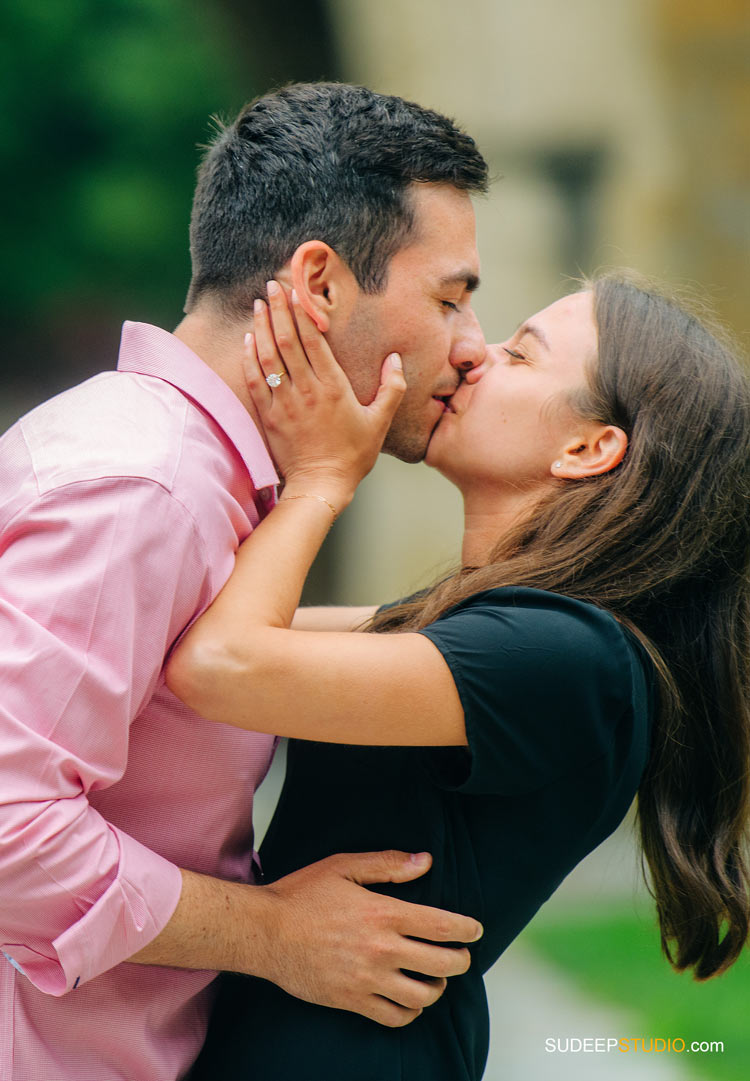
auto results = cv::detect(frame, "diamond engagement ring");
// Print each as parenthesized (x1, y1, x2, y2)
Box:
(265, 372, 286, 388)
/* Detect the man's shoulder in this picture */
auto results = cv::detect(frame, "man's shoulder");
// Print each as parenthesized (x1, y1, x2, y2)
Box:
(8, 370, 202, 497)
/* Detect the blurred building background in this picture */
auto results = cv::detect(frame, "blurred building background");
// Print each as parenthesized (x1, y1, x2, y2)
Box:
(3, 2, 749, 1077)
(326, 0, 750, 605)
(2, 0, 748, 603)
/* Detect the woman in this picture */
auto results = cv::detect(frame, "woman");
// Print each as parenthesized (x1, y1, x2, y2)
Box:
(171, 273, 750, 1080)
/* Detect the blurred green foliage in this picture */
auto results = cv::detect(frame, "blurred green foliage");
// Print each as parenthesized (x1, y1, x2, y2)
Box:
(0, 0, 250, 340)
(525, 904, 750, 1080)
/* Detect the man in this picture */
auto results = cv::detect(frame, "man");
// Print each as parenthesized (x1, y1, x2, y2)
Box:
(0, 83, 488, 1080)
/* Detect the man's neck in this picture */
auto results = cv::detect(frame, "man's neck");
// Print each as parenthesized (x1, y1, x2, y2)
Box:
(173, 309, 265, 438)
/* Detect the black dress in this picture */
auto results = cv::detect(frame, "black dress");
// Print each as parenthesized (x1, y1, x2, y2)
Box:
(189, 587, 652, 1080)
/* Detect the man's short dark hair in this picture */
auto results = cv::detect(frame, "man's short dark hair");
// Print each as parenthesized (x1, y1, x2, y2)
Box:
(185, 82, 488, 317)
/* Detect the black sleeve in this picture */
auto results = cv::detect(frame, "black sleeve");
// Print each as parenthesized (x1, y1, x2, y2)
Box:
(418, 588, 642, 797)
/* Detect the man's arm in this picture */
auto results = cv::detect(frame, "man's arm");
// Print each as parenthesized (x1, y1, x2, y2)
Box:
(131, 854, 482, 1028)
(0, 475, 480, 1021)
(0, 477, 210, 995)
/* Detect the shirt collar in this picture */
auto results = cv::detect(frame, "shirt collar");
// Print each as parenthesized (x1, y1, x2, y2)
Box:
(117, 321, 279, 492)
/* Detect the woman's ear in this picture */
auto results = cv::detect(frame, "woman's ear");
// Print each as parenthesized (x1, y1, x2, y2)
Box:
(551, 424, 628, 479)
(289, 241, 356, 333)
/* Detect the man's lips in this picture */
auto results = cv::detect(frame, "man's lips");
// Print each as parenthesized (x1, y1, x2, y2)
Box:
(433, 388, 466, 414)
(432, 390, 459, 414)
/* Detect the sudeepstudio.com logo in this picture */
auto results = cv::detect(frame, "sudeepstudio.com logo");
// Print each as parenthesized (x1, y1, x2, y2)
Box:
(545, 1036, 724, 1055)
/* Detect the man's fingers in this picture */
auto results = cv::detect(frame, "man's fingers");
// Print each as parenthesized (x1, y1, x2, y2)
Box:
(332, 849, 483, 943)
(330, 847, 483, 945)
(366, 997, 423, 1029)
(388, 973, 447, 1011)
(336, 848, 434, 886)
(399, 941, 473, 979)
(366, 972, 448, 1026)
(399, 901, 483, 945)
(259, 852, 481, 1029)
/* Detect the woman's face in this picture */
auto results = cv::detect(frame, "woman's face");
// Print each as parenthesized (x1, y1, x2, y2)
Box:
(426, 291, 598, 497)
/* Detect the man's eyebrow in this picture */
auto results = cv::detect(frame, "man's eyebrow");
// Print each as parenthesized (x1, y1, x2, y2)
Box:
(515, 322, 550, 350)
(439, 271, 480, 293)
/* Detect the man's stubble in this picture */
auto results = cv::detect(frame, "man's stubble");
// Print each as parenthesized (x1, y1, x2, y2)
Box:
(329, 297, 432, 466)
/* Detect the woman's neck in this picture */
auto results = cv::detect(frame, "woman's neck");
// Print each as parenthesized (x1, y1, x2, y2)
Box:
(460, 487, 546, 566)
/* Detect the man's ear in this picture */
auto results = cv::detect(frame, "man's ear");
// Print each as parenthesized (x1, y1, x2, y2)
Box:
(551, 424, 628, 479)
(289, 241, 357, 333)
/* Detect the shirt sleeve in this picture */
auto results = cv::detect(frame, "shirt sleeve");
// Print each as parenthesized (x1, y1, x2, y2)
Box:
(0, 477, 213, 995)
(418, 589, 640, 797)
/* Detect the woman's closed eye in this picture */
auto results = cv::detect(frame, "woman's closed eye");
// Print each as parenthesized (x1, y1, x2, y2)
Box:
(503, 347, 527, 362)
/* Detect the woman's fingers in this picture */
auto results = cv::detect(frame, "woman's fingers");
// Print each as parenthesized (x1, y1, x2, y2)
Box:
(291, 290, 351, 387)
(252, 282, 343, 394)
(240, 285, 402, 491)
(253, 282, 361, 397)
(367, 353, 406, 434)
(243, 331, 274, 414)
(252, 298, 289, 390)
(265, 282, 316, 389)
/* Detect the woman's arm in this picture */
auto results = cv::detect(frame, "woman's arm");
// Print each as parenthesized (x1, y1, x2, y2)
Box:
(165, 286, 466, 747)
(292, 606, 378, 631)
(166, 494, 464, 745)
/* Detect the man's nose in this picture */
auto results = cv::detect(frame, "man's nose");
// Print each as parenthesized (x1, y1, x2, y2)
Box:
(450, 310, 486, 373)
(463, 343, 500, 384)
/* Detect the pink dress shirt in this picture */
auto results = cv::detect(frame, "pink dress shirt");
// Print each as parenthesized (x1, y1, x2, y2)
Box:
(0, 322, 278, 1080)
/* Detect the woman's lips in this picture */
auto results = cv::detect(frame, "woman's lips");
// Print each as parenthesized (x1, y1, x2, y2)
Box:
(433, 394, 456, 414)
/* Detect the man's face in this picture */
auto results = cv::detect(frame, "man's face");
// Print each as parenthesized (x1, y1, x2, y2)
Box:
(328, 183, 485, 463)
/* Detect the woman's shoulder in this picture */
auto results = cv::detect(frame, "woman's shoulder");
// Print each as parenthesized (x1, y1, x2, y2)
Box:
(422, 585, 651, 709)
(419, 586, 652, 797)
(435, 585, 629, 642)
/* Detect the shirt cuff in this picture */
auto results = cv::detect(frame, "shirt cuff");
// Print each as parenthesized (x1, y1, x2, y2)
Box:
(4, 829, 183, 996)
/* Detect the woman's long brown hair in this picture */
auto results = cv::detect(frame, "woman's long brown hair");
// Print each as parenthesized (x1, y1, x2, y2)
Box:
(371, 272, 750, 979)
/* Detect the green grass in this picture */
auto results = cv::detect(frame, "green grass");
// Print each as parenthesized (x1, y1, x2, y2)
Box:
(522, 904, 750, 1081)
